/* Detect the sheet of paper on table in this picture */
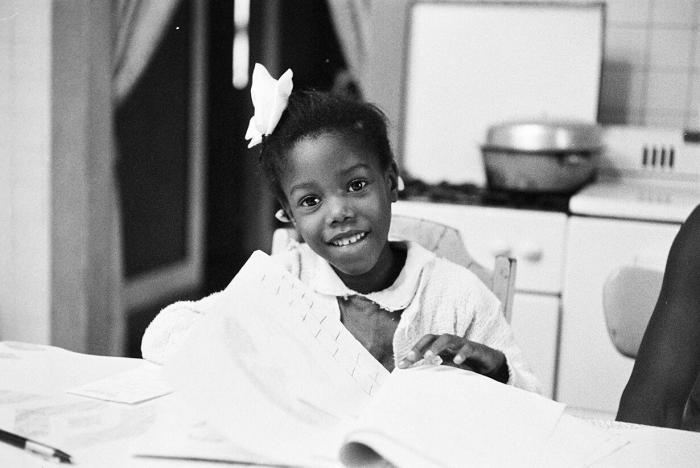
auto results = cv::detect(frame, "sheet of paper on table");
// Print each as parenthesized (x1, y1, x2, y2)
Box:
(0, 341, 140, 394)
(0, 342, 167, 465)
(67, 362, 172, 404)
(0, 390, 158, 456)
(135, 250, 629, 467)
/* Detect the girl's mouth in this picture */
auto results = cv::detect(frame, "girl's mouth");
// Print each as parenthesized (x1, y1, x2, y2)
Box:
(329, 232, 367, 247)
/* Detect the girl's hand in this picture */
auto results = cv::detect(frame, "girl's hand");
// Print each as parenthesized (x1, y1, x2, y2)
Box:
(397, 334, 509, 383)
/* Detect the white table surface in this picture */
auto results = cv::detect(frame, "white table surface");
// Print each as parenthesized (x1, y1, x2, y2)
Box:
(1, 341, 699, 468)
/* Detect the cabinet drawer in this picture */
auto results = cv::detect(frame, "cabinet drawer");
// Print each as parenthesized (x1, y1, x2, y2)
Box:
(394, 201, 567, 294)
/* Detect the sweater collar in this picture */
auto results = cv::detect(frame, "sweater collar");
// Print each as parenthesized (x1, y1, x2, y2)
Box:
(307, 241, 434, 312)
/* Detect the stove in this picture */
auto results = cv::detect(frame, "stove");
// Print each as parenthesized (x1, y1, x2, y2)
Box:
(569, 177, 700, 223)
(569, 126, 700, 223)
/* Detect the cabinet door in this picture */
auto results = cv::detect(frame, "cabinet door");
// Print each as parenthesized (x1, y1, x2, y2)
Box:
(510, 293, 560, 399)
(558, 217, 680, 413)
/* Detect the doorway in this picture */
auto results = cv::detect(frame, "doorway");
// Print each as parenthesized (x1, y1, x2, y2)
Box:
(124, 0, 347, 357)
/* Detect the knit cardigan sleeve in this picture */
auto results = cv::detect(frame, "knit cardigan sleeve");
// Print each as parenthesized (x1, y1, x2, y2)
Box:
(140, 248, 302, 365)
(464, 293, 541, 393)
(140, 290, 225, 365)
(398, 256, 541, 394)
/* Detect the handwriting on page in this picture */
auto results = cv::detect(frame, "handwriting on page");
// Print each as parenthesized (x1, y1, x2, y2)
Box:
(258, 266, 389, 397)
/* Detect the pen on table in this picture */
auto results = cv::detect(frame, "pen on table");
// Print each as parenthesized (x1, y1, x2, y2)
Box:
(0, 428, 72, 464)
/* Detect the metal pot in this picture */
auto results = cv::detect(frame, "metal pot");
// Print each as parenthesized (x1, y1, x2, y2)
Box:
(481, 120, 602, 193)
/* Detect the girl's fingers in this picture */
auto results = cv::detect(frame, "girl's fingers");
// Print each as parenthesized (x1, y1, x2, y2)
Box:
(398, 335, 505, 376)
(427, 334, 456, 358)
(453, 341, 475, 365)
(454, 341, 498, 372)
(405, 334, 439, 361)
(398, 334, 459, 369)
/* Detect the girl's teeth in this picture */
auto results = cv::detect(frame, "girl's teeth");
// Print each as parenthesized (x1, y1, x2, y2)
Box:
(333, 232, 365, 246)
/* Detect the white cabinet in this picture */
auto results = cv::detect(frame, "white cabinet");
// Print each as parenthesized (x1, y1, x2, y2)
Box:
(510, 293, 559, 398)
(558, 216, 680, 413)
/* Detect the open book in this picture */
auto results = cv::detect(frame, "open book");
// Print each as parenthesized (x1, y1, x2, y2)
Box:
(131, 251, 627, 467)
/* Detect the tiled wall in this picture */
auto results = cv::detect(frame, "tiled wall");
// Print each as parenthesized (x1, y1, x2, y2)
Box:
(600, 0, 700, 128)
(367, 0, 700, 157)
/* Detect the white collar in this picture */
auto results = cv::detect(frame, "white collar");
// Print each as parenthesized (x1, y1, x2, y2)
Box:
(307, 241, 434, 312)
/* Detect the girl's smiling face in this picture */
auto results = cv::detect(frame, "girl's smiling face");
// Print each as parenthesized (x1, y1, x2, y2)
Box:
(280, 132, 400, 292)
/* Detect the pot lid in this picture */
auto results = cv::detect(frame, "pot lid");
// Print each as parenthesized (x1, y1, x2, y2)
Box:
(485, 120, 602, 152)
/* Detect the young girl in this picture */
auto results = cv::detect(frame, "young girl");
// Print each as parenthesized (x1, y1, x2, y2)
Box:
(142, 64, 539, 393)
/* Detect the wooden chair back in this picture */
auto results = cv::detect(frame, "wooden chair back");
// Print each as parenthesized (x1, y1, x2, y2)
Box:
(271, 214, 517, 322)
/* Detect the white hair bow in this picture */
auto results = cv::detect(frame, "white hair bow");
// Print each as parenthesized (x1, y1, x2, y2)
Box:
(244, 63, 294, 148)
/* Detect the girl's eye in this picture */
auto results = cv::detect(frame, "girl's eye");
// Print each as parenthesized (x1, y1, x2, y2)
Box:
(348, 179, 368, 192)
(299, 196, 320, 208)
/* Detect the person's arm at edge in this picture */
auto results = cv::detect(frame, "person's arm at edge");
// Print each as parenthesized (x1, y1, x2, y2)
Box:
(617, 204, 700, 427)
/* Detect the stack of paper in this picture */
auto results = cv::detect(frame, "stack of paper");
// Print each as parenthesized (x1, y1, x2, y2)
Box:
(130, 251, 628, 467)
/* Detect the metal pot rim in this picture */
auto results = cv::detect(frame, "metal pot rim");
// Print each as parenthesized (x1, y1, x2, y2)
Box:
(485, 120, 602, 152)
(481, 144, 602, 155)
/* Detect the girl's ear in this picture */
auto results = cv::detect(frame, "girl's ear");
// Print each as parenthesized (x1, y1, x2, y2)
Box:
(275, 197, 294, 224)
(385, 162, 400, 202)
(275, 200, 294, 224)
(274, 209, 292, 223)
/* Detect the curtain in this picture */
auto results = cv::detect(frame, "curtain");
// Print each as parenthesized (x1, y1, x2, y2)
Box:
(326, 0, 372, 95)
(108, 0, 180, 354)
(112, 0, 182, 103)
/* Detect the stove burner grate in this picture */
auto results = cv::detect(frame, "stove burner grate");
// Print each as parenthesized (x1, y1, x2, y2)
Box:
(400, 178, 572, 213)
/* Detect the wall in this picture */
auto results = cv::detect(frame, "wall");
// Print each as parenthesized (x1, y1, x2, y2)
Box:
(602, 0, 700, 127)
(365, 0, 700, 160)
(0, 0, 52, 345)
(51, 0, 121, 356)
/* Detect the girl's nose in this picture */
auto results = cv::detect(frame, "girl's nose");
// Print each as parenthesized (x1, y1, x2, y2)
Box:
(326, 197, 354, 224)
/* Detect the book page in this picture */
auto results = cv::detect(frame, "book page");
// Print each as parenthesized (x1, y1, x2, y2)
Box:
(130, 393, 281, 466)
(163, 251, 389, 467)
(340, 365, 566, 468)
(535, 414, 629, 468)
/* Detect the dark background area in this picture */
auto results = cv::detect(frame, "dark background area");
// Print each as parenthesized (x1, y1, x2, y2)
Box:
(122, 0, 346, 357)
(206, 0, 347, 295)
(115, 2, 191, 279)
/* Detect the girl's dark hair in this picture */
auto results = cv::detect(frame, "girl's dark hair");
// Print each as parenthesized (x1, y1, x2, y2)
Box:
(258, 90, 394, 203)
